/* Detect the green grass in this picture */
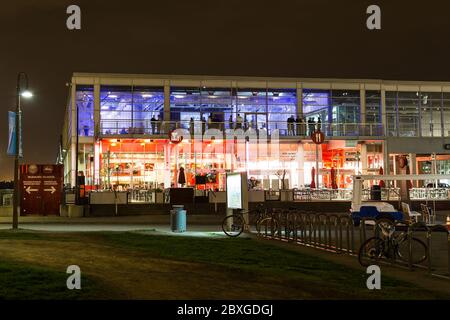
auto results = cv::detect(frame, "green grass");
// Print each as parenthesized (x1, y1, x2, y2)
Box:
(99, 232, 449, 299)
(0, 259, 103, 300)
(0, 230, 447, 300)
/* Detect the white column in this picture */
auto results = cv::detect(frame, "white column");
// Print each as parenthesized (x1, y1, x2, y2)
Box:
(70, 83, 77, 187)
(361, 143, 368, 175)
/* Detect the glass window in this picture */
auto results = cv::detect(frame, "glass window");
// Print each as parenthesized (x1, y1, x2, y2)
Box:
(365, 90, 382, 136)
(76, 85, 94, 137)
(331, 90, 360, 136)
(100, 86, 133, 135)
(267, 89, 296, 134)
(303, 89, 331, 135)
(397, 91, 420, 137)
(170, 87, 233, 132)
(100, 86, 164, 135)
(420, 92, 442, 137)
(385, 91, 398, 136)
(132, 87, 164, 134)
(365, 90, 381, 123)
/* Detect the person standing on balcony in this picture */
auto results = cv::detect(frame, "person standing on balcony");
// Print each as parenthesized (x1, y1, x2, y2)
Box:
(317, 116, 322, 131)
(287, 115, 295, 135)
(229, 114, 234, 130)
(207, 115, 212, 130)
(236, 114, 243, 129)
(156, 115, 161, 134)
(201, 116, 206, 135)
(151, 115, 156, 134)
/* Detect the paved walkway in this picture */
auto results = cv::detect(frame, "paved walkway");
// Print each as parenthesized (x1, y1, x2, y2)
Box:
(0, 214, 224, 225)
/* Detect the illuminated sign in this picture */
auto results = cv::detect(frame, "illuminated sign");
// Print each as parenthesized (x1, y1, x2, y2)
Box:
(226, 173, 243, 209)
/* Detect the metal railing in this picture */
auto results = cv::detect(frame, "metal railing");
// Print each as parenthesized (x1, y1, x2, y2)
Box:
(259, 209, 450, 277)
(99, 120, 385, 138)
(410, 188, 450, 200)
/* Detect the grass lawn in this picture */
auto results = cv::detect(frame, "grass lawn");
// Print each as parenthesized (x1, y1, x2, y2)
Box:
(0, 229, 448, 300)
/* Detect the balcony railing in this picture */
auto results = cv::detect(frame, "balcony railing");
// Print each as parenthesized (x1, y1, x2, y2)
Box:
(99, 120, 385, 138)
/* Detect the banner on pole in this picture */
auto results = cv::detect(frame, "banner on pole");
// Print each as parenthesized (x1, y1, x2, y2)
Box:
(7, 111, 23, 158)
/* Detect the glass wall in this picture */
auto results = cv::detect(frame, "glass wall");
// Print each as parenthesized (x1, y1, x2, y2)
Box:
(235, 88, 267, 131)
(385, 91, 398, 136)
(76, 85, 94, 136)
(397, 92, 420, 137)
(303, 89, 330, 135)
(100, 86, 164, 135)
(267, 89, 296, 134)
(384, 90, 448, 137)
(169, 87, 297, 135)
(170, 87, 232, 132)
(330, 90, 360, 136)
(132, 86, 164, 134)
(365, 90, 382, 136)
(420, 92, 442, 137)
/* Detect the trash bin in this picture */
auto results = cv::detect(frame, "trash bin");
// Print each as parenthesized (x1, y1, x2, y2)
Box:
(370, 185, 382, 201)
(170, 205, 187, 232)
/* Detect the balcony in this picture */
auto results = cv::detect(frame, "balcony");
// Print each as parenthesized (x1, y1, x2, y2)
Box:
(98, 119, 388, 139)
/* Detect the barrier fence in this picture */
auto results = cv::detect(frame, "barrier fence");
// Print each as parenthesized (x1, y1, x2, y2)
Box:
(259, 209, 450, 278)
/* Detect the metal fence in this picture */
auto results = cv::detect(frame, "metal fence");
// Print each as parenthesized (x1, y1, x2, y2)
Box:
(259, 209, 450, 277)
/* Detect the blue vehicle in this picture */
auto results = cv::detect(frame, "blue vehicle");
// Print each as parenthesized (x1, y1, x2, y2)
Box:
(351, 203, 404, 227)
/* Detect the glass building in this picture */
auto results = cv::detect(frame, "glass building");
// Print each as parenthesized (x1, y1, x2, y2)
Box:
(59, 73, 450, 192)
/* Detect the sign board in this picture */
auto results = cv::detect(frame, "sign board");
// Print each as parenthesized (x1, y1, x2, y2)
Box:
(226, 172, 248, 210)
(20, 164, 63, 215)
(7, 111, 23, 157)
(311, 129, 325, 145)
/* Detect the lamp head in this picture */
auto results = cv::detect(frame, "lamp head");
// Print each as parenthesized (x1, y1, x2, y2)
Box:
(21, 90, 33, 99)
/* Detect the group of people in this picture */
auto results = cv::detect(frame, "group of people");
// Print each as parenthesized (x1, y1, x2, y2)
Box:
(287, 115, 322, 136)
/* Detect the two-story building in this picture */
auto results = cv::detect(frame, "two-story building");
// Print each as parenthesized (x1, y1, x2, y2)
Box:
(58, 73, 450, 194)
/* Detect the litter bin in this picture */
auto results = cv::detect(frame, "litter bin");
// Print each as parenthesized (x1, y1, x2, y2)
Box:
(370, 185, 382, 201)
(170, 205, 187, 232)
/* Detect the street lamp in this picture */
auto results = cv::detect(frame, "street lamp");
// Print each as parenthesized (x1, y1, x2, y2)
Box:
(12, 72, 33, 230)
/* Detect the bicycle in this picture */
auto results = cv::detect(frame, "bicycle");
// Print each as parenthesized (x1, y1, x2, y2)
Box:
(358, 219, 428, 267)
(222, 204, 279, 237)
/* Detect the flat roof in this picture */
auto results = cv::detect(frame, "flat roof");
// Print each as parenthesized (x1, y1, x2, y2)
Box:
(70, 72, 450, 92)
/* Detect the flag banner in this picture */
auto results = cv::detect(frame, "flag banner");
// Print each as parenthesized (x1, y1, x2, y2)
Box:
(7, 111, 23, 158)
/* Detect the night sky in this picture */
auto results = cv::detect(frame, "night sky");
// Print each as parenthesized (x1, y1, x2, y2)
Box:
(1, 0, 450, 179)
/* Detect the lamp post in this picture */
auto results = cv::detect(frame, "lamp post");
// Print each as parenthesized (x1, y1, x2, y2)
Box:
(12, 72, 33, 230)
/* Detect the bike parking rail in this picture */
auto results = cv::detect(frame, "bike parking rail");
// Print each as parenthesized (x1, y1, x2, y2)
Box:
(259, 209, 450, 278)
(262, 209, 358, 254)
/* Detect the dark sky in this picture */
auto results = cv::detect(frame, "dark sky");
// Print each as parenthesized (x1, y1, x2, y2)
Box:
(1, 0, 450, 179)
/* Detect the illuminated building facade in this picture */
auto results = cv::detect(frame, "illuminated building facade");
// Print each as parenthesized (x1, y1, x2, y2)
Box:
(58, 73, 450, 192)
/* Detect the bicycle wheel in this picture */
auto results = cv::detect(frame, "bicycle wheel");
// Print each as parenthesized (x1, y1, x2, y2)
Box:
(396, 237, 428, 265)
(222, 214, 245, 237)
(358, 237, 385, 267)
(256, 217, 279, 236)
